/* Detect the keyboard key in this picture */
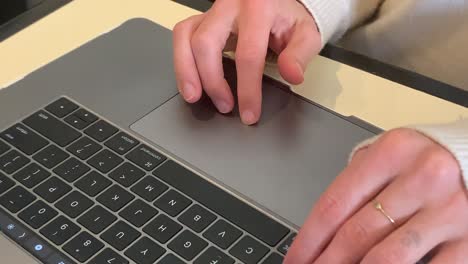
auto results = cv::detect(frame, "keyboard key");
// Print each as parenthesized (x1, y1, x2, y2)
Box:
(126, 144, 166, 171)
(109, 162, 145, 187)
(73, 108, 98, 123)
(203, 219, 242, 249)
(105, 132, 139, 155)
(179, 204, 216, 233)
(13, 163, 50, 188)
(1, 124, 48, 155)
(0, 139, 10, 156)
(88, 149, 123, 173)
(77, 205, 116, 234)
(0, 172, 15, 194)
(101, 221, 141, 251)
(155, 161, 289, 246)
(75, 171, 111, 197)
(143, 214, 182, 244)
(157, 254, 185, 264)
(19, 200, 58, 228)
(63, 231, 104, 262)
(229, 236, 269, 264)
(89, 248, 129, 264)
(54, 157, 90, 182)
(119, 199, 158, 227)
(131, 176, 168, 202)
(34, 176, 72, 203)
(194, 246, 235, 264)
(97, 185, 134, 212)
(40, 216, 81, 245)
(24, 110, 81, 147)
(45, 97, 78, 118)
(0, 150, 29, 174)
(65, 114, 89, 130)
(154, 190, 191, 217)
(66, 137, 102, 160)
(125, 237, 166, 264)
(0, 186, 36, 213)
(261, 253, 284, 264)
(33, 145, 69, 169)
(85, 120, 118, 142)
(277, 233, 295, 255)
(56, 191, 94, 218)
(168, 229, 208, 261)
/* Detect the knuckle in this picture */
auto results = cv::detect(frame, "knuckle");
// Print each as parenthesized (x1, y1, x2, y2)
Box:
(421, 147, 459, 180)
(378, 128, 417, 151)
(191, 33, 214, 54)
(173, 20, 189, 34)
(337, 218, 371, 246)
(235, 47, 264, 65)
(315, 193, 347, 224)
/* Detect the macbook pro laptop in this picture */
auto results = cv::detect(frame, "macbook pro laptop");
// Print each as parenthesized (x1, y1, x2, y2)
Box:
(0, 19, 380, 263)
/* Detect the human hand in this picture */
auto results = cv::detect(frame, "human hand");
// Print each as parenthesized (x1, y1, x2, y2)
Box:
(173, 0, 321, 125)
(285, 128, 468, 264)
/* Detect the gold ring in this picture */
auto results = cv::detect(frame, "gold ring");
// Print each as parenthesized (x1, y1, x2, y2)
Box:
(373, 199, 396, 225)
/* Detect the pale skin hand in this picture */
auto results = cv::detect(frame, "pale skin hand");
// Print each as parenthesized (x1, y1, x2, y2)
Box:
(172, 0, 321, 125)
(285, 128, 468, 264)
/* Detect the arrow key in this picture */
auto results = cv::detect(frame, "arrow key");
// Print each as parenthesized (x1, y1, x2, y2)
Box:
(89, 248, 129, 264)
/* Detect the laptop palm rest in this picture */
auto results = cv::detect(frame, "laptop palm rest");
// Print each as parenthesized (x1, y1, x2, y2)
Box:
(131, 70, 375, 227)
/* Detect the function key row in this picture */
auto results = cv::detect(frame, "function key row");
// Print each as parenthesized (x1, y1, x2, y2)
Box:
(0, 208, 75, 264)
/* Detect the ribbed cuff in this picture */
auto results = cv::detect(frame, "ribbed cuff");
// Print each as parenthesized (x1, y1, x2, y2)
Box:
(298, 0, 348, 45)
(349, 119, 468, 189)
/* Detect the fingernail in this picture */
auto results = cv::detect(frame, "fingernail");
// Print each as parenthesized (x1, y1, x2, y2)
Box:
(182, 83, 195, 102)
(214, 99, 231, 114)
(242, 110, 256, 125)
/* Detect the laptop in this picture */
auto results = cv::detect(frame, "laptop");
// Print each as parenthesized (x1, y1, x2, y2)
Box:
(0, 19, 379, 264)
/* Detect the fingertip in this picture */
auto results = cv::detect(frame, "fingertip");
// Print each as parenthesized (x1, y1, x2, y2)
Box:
(179, 82, 202, 103)
(241, 110, 259, 125)
(278, 53, 305, 85)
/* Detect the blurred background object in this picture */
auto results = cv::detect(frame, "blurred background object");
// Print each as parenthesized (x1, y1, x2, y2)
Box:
(0, 0, 71, 41)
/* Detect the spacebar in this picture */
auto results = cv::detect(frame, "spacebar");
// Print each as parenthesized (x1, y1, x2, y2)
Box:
(153, 160, 290, 246)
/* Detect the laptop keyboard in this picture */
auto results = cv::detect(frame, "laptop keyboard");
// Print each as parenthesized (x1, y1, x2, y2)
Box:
(0, 97, 295, 264)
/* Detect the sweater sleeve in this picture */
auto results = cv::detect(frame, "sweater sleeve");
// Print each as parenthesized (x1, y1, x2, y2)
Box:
(299, 0, 383, 44)
(350, 118, 468, 189)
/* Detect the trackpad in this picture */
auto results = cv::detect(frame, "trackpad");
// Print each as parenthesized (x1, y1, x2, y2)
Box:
(131, 83, 374, 226)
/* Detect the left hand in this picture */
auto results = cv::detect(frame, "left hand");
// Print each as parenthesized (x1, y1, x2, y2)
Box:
(285, 128, 468, 264)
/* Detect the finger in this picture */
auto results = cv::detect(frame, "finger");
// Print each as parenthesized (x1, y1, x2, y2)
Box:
(314, 145, 461, 264)
(362, 193, 468, 264)
(284, 129, 435, 264)
(173, 15, 205, 103)
(429, 240, 468, 264)
(235, 1, 274, 125)
(278, 19, 321, 85)
(191, 7, 236, 113)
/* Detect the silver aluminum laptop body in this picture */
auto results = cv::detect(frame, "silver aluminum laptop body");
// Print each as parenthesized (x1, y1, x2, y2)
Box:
(0, 19, 377, 263)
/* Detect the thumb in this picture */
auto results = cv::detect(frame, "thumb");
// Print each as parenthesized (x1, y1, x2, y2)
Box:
(278, 20, 322, 85)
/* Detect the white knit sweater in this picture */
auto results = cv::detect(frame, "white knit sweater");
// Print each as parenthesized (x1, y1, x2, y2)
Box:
(300, 0, 468, 187)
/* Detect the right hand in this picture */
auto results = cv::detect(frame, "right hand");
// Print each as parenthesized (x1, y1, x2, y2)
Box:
(173, 0, 321, 125)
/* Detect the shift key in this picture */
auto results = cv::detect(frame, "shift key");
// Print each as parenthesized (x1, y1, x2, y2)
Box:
(24, 111, 81, 147)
